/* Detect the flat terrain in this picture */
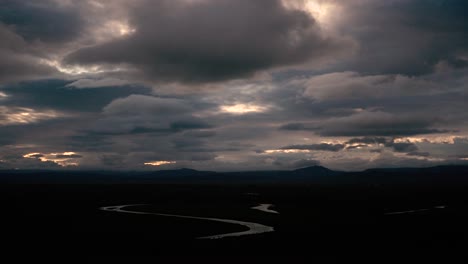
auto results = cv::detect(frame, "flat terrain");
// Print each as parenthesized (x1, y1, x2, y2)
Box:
(2, 181, 468, 262)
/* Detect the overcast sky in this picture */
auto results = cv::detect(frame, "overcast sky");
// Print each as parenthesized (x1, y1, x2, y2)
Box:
(0, 0, 467, 171)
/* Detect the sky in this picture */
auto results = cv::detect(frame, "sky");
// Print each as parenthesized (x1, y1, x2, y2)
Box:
(0, 0, 467, 171)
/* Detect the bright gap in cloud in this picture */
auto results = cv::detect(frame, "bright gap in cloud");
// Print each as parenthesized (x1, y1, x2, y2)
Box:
(41, 59, 126, 75)
(219, 104, 270, 115)
(144, 161, 177, 166)
(23, 152, 81, 166)
(282, 0, 338, 30)
(264, 149, 311, 154)
(394, 136, 461, 144)
(0, 106, 62, 125)
(90, 19, 137, 43)
(106, 20, 136, 37)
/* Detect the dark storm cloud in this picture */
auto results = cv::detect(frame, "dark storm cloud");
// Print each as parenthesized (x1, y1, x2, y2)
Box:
(332, 0, 468, 75)
(67, 134, 114, 152)
(0, 147, 61, 170)
(301, 72, 439, 101)
(0, 0, 84, 43)
(99, 154, 125, 168)
(228, 70, 463, 142)
(54, 153, 82, 159)
(65, 0, 345, 82)
(407, 151, 431, 157)
(387, 142, 419, 153)
(170, 120, 212, 131)
(277, 112, 447, 137)
(0, 0, 467, 171)
(286, 68, 468, 141)
(279, 123, 313, 131)
(87, 95, 213, 135)
(170, 135, 251, 153)
(0, 116, 94, 153)
(0, 0, 90, 83)
(278, 136, 420, 154)
(172, 137, 205, 150)
(1, 157, 61, 170)
(2, 79, 152, 112)
(316, 111, 448, 137)
(281, 143, 345, 152)
(345, 137, 423, 154)
(181, 130, 216, 138)
(0, 25, 56, 82)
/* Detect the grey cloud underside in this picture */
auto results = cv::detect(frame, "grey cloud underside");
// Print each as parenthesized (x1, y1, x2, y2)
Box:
(276, 137, 424, 155)
(0, 0, 93, 83)
(276, 69, 468, 138)
(407, 151, 431, 157)
(316, 111, 449, 137)
(1, 67, 465, 170)
(0, 25, 56, 82)
(279, 112, 449, 137)
(2, 79, 152, 112)
(330, 0, 468, 75)
(64, 0, 344, 82)
(281, 143, 345, 152)
(87, 95, 212, 135)
(344, 137, 420, 154)
(53, 153, 83, 159)
(0, 0, 84, 43)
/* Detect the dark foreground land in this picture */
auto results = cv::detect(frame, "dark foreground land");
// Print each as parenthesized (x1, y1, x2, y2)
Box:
(2, 166, 468, 263)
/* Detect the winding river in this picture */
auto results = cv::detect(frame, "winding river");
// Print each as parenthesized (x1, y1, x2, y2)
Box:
(251, 203, 279, 214)
(100, 204, 275, 239)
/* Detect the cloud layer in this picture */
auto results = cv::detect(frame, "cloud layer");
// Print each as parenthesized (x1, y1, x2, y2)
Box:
(0, 0, 467, 171)
(65, 0, 346, 82)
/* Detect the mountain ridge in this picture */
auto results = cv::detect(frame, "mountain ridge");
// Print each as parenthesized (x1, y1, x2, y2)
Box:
(1, 164, 468, 185)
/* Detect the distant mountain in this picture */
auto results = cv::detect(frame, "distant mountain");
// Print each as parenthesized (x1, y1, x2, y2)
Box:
(293, 165, 342, 177)
(349, 165, 468, 185)
(0, 165, 467, 185)
(135, 168, 218, 183)
(142, 168, 216, 178)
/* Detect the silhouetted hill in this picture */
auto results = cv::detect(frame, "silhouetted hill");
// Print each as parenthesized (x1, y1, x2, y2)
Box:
(349, 165, 468, 185)
(0, 165, 467, 185)
(294, 165, 334, 174)
(291, 165, 343, 180)
(137, 168, 218, 183)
